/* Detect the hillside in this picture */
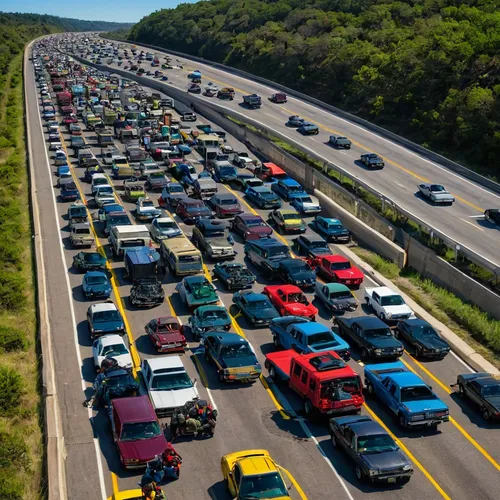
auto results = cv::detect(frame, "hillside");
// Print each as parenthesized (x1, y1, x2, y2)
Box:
(129, 0, 500, 178)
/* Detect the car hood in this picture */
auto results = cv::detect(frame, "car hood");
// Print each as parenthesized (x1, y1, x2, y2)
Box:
(248, 226, 273, 236)
(290, 270, 316, 282)
(207, 237, 233, 250)
(369, 336, 403, 349)
(332, 297, 358, 308)
(384, 305, 413, 316)
(118, 434, 166, 461)
(418, 336, 450, 350)
(154, 332, 184, 344)
(432, 192, 453, 199)
(403, 399, 448, 413)
(252, 307, 279, 320)
(222, 355, 258, 369)
(485, 395, 500, 412)
(150, 386, 198, 410)
(87, 283, 111, 293)
(94, 320, 124, 332)
(361, 450, 411, 471)
(334, 269, 363, 280)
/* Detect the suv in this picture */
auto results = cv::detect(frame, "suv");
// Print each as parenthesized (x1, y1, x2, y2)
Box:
(244, 238, 291, 276)
(191, 219, 235, 260)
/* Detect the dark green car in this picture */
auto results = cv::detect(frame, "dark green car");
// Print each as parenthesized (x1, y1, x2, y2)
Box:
(188, 305, 231, 340)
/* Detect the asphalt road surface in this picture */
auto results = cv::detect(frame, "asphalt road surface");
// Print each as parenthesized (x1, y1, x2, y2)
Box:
(27, 43, 500, 500)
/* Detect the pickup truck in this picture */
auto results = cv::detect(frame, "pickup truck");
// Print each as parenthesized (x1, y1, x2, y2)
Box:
(242, 94, 262, 108)
(70, 222, 95, 248)
(453, 372, 500, 421)
(364, 361, 449, 429)
(364, 286, 415, 323)
(265, 349, 364, 418)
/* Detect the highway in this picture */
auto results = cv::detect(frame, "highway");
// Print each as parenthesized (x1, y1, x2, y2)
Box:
(28, 37, 500, 500)
(98, 38, 500, 269)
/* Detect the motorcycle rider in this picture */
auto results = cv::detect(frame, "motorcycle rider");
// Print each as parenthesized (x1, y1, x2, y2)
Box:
(83, 357, 119, 407)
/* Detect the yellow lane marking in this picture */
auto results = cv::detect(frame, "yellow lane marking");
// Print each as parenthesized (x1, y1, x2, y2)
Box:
(364, 403, 451, 499)
(166, 295, 177, 317)
(111, 473, 119, 495)
(280, 466, 308, 500)
(191, 353, 210, 388)
(401, 356, 500, 472)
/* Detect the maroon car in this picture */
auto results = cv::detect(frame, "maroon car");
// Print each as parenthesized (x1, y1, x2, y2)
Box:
(176, 198, 213, 224)
(269, 93, 287, 104)
(145, 317, 186, 353)
(111, 396, 167, 468)
(230, 214, 273, 241)
(207, 193, 243, 219)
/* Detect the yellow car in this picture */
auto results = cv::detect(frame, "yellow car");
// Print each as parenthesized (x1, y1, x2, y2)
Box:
(269, 208, 306, 234)
(221, 449, 291, 499)
(107, 489, 143, 500)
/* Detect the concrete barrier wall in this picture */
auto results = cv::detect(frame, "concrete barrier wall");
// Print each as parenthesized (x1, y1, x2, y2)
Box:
(406, 237, 500, 320)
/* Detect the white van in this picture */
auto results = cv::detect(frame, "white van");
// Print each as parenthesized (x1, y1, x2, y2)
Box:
(108, 225, 152, 258)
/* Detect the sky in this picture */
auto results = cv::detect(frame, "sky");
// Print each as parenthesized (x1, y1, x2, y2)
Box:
(0, 1, 197, 23)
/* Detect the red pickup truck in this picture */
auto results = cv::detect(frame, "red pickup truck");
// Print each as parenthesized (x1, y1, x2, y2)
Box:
(265, 349, 364, 418)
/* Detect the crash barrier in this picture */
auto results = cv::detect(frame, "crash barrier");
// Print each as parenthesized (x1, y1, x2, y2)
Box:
(108, 37, 500, 196)
(75, 56, 500, 319)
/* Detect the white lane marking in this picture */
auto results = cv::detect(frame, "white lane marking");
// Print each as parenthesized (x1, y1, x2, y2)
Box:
(450, 350, 475, 373)
(394, 182, 407, 189)
(32, 67, 107, 500)
(460, 218, 484, 231)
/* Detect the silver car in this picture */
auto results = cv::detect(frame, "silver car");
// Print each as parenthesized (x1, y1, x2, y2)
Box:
(418, 183, 455, 204)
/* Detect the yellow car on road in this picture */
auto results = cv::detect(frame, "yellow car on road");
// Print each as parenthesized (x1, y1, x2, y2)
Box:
(268, 208, 306, 234)
(221, 449, 291, 499)
(107, 489, 143, 500)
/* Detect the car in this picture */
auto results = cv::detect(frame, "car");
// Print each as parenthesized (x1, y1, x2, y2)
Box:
(145, 317, 186, 353)
(298, 122, 319, 135)
(221, 449, 292, 500)
(207, 193, 243, 219)
(123, 179, 146, 202)
(213, 164, 240, 183)
(145, 172, 169, 192)
(212, 262, 256, 290)
(245, 186, 282, 209)
(217, 87, 235, 99)
(289, 193, 321, 215)
(271, 178, 306, 201)
(230, 214, 273, 241)
(188, 83, 201, 93)
(244, 238, 291, 276)
(84, 165, 105, 183)
(336, 316, 404, 360)
(231, 152, 254, 169)
(484, 208, 500, 225)
(312, 216, 351, 243)
(286, 115, 305, 127)
(82, 271, 112, 299)
(159, 182, 186, 207)
(175, 275, 218, 310)
(176, 198, 213, 224)
(268, 208, 306, 234)
(72, 251, 107, 271)
(150, 217, 182, 242)
(328, 136, 352, 149)
(96, 203, 125, 223)
(232, 290, 279, 326)
(291, 234, 332, 260)
(92, 334, 132, 371)
(69, 123, 82, 136)
(418, 183, 455, 204)
(269, 93, 287, 103)
(395, 318, 450, 359)
(87, 301, 125, 339)
(240, 177, 264, 191)
(191, 219, 236, 260)
(203, 87, 218, 97)
(329, 415, 413, 484)
(204, 332, 261, 383)
(94, 186, 116, 207)
(130, 278, 165, 307)
(364, 286, 415, 323)
(135, 197, 162, 221)
(454, 373, 500, 421)
(275, 258, 316, 289)
(313, 255, 364, 288)
(270, 317, 350, 359)
(360, 153, 384, 168)
(315, 282, 358, 314)
(264, 285, 318, 320)
(188, 305, 232, 340)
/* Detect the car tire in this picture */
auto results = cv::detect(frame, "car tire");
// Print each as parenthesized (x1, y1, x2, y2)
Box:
(399, 413, 408, 428)
(304, 399, 314, 418)
(415, 345, 423, 358)
(268, 365, 277, 381)
(457, 383, 465, 398)
(273, 336, 281, 349)
(360, 348, 369, 361)
(218, 370, 225, 383)
(366, 381, 374, 395)
(331, 434, 337, 447)
(482, 407, 491, 421)
(355, 465, 365, 483)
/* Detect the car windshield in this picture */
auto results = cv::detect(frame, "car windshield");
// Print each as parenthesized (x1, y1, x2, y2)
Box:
(410, 325, 438, 337)
(94, 310, 121, 322)
(219, 198, 237, 206)
(288, 262, 310, 274)
(307, 332, 335, 346)
(239, 472, 287, 499)
(483, 384, 500, 397)
(101, 344, 128, 356)
(108, 216, 130, 225)
(87, 275, 107, 285)
(201, 310, 227, 321)
(380, 295, 405, 306)
(220, 167, 237, 175)
(220, 344, 252, 358)
(400, 386, 436, 402)
(158, 221, 176, 230)
(151, 372, 193, 390)
(169, 185, 183, 193)
(330, 261, 351, 270)
(326, 224, 343, 231)
(245, 218, 265, 227)
(142, 200, 154, 207)
(309, 242, 329, 252)
(267, 246, 290, 259)
(84, 253, 102, 262)
(120, 421, 161, 442)
(364, 328, 392, 338)
(430, 185, 445, 192)
(330, 291, 352, 300)
(247, 299, 270, 310)
(357, 434, 397, 454)
(298, 197, 313, 203)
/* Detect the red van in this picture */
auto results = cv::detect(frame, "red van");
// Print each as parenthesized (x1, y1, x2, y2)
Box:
(110, 395, 167, 468)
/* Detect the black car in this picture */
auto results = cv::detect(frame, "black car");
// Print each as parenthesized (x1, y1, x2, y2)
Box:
(329, 415, 413, 485)
(336, 316, 404, 360)
(72, 251, 107, 272)
(212, 262, 256, 290)
(286, 115, 305, 127)
(454, 373, 500, 421)
(291, 234, 332, 259)
(276, 259, 316, 289)
(360, 153, 384, 169)
(484, 209, 500, 225)
(96, 368, 140, 406)
(130, 278, 165, 307)
(232, 290, 280, 326)
(395, 319, 450, 359)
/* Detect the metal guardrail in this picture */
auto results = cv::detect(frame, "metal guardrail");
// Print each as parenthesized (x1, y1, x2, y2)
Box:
(72, 53, 500, 279)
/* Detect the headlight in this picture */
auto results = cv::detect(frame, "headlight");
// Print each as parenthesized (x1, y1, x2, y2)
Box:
(397, 347, 403, 351)
(403, 465, 412, 471)
(374, 349, 382, 353)
(410, 414, 425, 421)
(226, 279, 232, 284)
(224, 369, 231, 375)
(368, 469, 380, 477)
(386, 312, 392, 318)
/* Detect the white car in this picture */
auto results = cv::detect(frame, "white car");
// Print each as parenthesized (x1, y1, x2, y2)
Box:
(150, 216, 182, 241)
(94, 186, 116, 207)
(290, 194, 321, 215)
(364, 286, 415, 323)
(141, 356, 199, 417)
(92, 334, 132, 370)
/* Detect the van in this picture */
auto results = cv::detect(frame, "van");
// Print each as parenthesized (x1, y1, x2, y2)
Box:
(160, 237, 202, 276)
(109, 225, 152, 258)
(91, 173, 110, 195)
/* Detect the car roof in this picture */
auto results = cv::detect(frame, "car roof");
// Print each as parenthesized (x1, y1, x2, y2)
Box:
(295, 323, 329, 335)
(245, 292, 268, 302)
(299, 234, 326, 243)
(196, 305, 227, 313)
(240, 213, 263, 221)
(207, 332, 248, 345)
(125, 248, 158, 265)
(266, 284, 302, 294)
(350, 420, 387, 437)
(185, 275, 209, 284)
(155, 216, 174, 223)
(145, 355, 184, 371)
(474, 375, 500, 387)
(238, 455, 279, 476)
(250, 237, 286, 249)
(112, 395, 155, 422)
(91, 302, 118, 313)
(323, 283, 350, 293)
(84, 271, 107, 278)
(279, 178, 300, 186)
(371, 286, 398, 297)
(280, 258, 307, 269)
(252, 186, 272, 193)
(197, 219, 229, 229)
(401, 318, 430, 328)
(97, 334, 124, 346)
(213, 193, 237, 201)
(352, 316, 387, 328)
(279, 208, 300, 215)
(388, 372, 428, 388)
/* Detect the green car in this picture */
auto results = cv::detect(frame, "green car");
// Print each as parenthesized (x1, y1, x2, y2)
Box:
(175, 275, 219, 310)
(188, 305, 232, 340)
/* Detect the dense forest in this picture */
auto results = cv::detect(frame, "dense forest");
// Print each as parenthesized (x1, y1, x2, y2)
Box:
(129, 0, 500, 177)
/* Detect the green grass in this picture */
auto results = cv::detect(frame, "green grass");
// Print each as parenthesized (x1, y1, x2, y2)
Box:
(353, 247, 500, 369)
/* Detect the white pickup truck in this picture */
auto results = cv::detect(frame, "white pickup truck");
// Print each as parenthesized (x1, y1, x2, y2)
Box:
(364, 286, 415, 323)
(140, 356, 199, 417)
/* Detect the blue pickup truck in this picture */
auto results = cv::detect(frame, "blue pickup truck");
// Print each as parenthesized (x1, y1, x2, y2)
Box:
(364, 362, 449, 429)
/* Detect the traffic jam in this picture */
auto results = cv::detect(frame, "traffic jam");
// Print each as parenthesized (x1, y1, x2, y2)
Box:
(31, 34, 500, 500)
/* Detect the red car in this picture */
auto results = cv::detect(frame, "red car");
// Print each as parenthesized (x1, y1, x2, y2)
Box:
(312, 255, 364, 288)
(145, 317, 186, 353)
(230, 214, 273, 241)
(263, 285, 318, 320)
(269, 93, 287, 104)
(63, 115, 78, 125)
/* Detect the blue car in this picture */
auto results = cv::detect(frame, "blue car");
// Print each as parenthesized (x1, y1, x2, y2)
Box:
(213, 164, 239, 183)
(188, 305, 232, 340)
(270, 317, 351, 360)
(82, 271, 112, 299)
(86, 301, 125, 339)
(271, 178, 306, 201)
(57, 165, 70, 177)
(312, 216, 351, 243)
(97, 203, 125, 222)
(232, 290, 280, 326)
(245, 186, 282, 209)
(297, 122, 319, 135)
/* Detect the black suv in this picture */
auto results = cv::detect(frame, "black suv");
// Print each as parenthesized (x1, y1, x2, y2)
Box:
(244, 237, 291, 276)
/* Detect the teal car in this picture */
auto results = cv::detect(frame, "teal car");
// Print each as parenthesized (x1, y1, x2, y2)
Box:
(175, 275, 219, 310)
(188, 305, 232, 340)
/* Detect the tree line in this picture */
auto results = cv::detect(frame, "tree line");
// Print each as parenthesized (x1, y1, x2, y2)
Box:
(129, 0, 500, 178)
